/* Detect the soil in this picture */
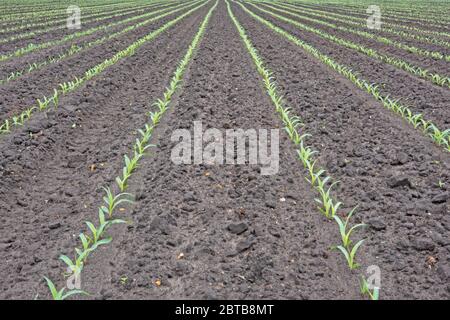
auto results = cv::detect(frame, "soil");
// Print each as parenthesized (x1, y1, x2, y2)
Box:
(0, 0, 449, 300)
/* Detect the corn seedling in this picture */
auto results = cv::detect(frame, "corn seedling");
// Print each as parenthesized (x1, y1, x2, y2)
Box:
(37, 96, 51, 111)
(101, 187, 133, 218)
(59, 254, 84, 276)
(44, 277, 87, 300)
(334, 239, 365, 269)
(0, 120, 10, 133)
(360, 277, 380, 300)
(334, 207, 367, 249)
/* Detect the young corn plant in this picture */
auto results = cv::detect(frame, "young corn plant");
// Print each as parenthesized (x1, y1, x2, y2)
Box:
(101, 187, 133, 218)
(52, 89, 59, 108)
(306, 161, 325, 186)
(37, 96, 51, 111)
(334, 207, 367, 249)
(44, 277, 87, 300)
(334, 239, 365, 270)
(0, 120, 10, 134)
(59, 254, 84, 277)
(297, 140, 316, 167)
(116, 167, 131, 192)
(360, 277, 380, 300)
(86, 208, 127, 245)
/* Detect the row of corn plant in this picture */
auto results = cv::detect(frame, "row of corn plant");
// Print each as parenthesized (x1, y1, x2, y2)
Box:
(283, 0, 450, 30)
(0, 1, 176, 45)
(0, 0, 198, 63)
(44, 0, 218, 300)
(238, 1, 450, 152)
(279, 0, 450, 41)
(308, 0, 449, 22)
(0, 1, 170, 33)
(249, 1, 449, 62)
(380, 6, 450, 23)
(227, 0, 377, 300)
(265, 1, 450, 50)
(0, 1, 203, 86)
(249, 2, 450, 88)
(303, 1, 450, 29)
(0, 1, 208, 136)
(0, 0, 150, 23)
(0, 1, 156, 33)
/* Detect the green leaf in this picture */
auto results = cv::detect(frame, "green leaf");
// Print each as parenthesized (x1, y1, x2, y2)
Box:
(44, 277, 59, 300)
(61, 290, 89, 300)
(59, 255, 74, 268)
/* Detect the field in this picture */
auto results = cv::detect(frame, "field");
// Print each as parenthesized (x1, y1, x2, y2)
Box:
(0, 0, 449, 300)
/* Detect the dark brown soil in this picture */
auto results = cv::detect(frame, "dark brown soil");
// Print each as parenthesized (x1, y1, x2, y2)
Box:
(242, 3, 450, 130)
(0, 0, 449, 301)
(231, 1, 450, 299)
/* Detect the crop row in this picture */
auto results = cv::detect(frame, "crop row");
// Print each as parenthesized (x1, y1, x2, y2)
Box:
(0, 1, 154, 30)
(278, 1, 450, 41)
(228, 0, 377, 300)
(0, 1, 208, 135)
(0, 0, 197, 63)
(0, 0, 134, 15)
(45, 0, 219, 300)
(253, 1, 449, 62)
(284, 0, 450, 30)
(0, 1, 169, 40)
(266, 1, 450, 50)
(0, 0, 144, 23)
(238, 1, 450, 151)
(249, 3, 450, 88)
(0, 2, 200, 86)
(313, 0, 449, 19)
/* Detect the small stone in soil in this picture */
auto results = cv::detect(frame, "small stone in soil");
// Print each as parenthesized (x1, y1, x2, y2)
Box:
(387, 175, 412, 188)
(227, 222, 248, 235)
